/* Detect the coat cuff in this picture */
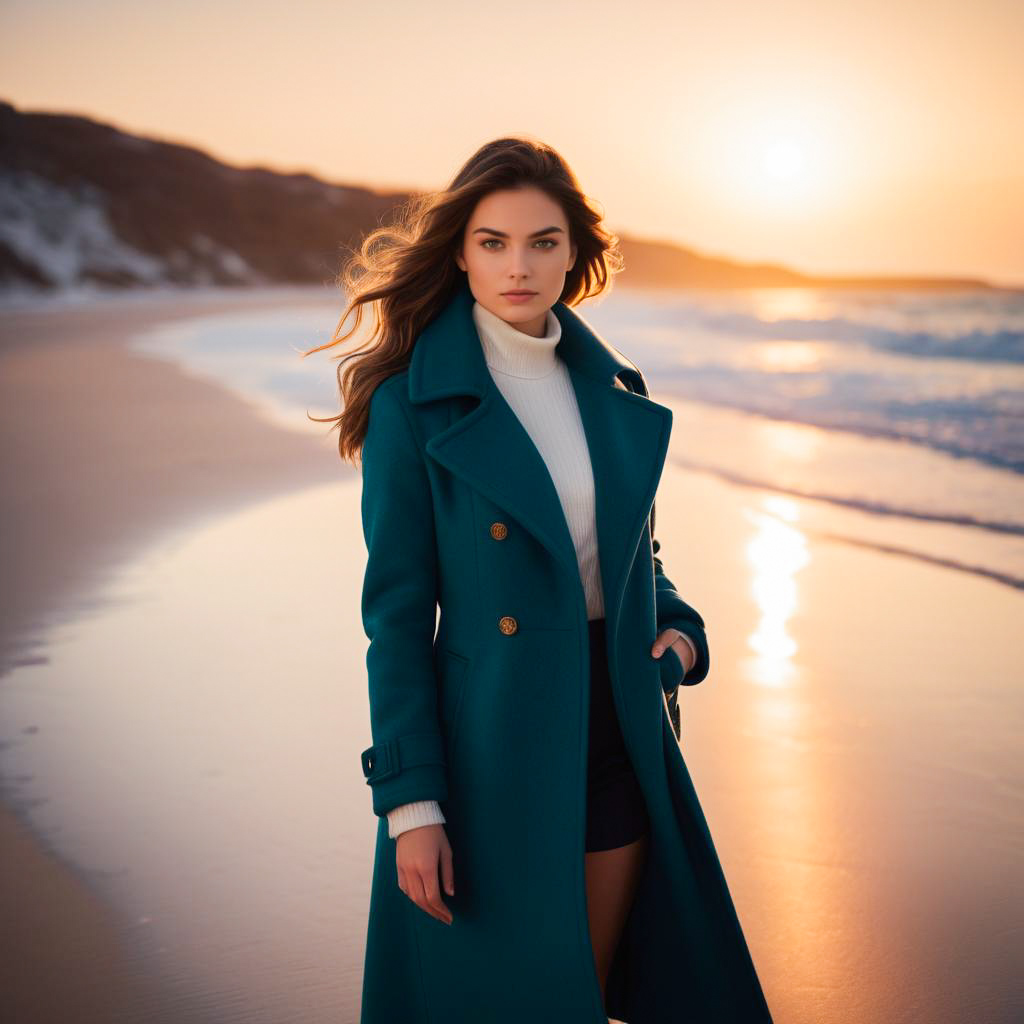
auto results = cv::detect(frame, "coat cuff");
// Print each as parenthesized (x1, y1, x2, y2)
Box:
(660, 617, 710, 686)
(676, 633, 698, 668)
(360, 732, 448, 817)
(656, 632, 698, 692)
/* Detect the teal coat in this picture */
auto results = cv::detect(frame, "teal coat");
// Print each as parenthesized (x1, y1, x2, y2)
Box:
(357, 278, 773, 1023)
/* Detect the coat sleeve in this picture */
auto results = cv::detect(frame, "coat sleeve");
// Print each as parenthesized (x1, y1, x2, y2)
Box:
(653, 534, 711, 687)
(358, 378, 448, 817)
(616, 366, 712, 689)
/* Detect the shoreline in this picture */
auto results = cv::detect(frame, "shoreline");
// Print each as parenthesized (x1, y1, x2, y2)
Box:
(0, 285, 342, 676)
(2, 284, 1021, 1023)
(0, 286, 343, 1021)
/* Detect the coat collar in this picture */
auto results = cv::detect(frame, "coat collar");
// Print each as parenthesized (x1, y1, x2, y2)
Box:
(408, 277, 672, 632)
(409, 276, 646, 402)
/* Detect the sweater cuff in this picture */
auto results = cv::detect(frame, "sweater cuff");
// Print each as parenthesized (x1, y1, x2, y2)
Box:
(676, 633, 698, 674)
(387, 799, 447, 839)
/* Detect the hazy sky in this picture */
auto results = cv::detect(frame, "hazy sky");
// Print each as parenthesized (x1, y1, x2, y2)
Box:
(3, 0, 1023, 285)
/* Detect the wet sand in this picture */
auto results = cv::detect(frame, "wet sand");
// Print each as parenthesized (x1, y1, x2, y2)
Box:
(0, 802, 153, 1023)
(1, 287, 1021, 1023)
(0, 288, 341, 1022)
(0, 288, 340, 676)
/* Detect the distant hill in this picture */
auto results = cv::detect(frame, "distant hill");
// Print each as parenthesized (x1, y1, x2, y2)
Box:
(0, 99, 1002, 295)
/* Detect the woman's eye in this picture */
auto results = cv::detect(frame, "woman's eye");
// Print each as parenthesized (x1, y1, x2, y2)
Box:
(480, 238, 558, 250)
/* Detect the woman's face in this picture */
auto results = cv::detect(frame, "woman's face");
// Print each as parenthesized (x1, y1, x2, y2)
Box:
(455, 186, 577, 337)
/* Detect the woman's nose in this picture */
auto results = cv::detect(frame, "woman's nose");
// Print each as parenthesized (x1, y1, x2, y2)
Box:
(507, 248, 531, 276)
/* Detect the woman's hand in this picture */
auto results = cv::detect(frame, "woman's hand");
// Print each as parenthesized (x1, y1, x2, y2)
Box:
(396, 824, 455, 925)
(651, 628, 696, 675)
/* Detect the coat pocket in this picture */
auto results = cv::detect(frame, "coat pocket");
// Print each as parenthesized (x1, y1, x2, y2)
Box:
(658, 645, 684, 741)
(438, 649, 471, 755)
(657, 643, 685, 692)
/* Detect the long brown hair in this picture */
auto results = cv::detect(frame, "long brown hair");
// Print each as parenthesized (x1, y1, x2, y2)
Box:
(304, 135, 624, 464)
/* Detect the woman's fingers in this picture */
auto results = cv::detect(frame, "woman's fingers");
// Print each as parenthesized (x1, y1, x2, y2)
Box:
(671, 634, 695, 674)
(651, 627, 680, 657)
(440, 841, 455, 897)
(395, 826, 454, 925)
(652, 628, 695, 673)
(418, 861, 453, 925)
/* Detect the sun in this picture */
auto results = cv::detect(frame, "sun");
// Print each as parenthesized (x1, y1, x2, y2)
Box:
(731, 127, 830, 212)
(744, 129, 820, 205)
(705, 106, 835, 212)
(762, 140, 806, 183)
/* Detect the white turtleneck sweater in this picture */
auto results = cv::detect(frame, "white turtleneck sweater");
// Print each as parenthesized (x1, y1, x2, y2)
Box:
(385, 299, 697, 840)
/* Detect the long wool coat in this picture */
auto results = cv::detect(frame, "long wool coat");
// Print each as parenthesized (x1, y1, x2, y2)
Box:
(357, 277, 773, 1023)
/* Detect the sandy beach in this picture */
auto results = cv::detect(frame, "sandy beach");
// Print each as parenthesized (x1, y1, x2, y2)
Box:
(1, 286, 1021, 1024)
(0, 288, 340, 1022)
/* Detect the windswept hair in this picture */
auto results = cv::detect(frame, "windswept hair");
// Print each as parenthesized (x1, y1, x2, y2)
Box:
(303, 135, 624, 464)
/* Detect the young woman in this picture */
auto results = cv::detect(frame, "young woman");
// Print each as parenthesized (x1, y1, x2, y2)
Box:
(312, 137, 773, 1023)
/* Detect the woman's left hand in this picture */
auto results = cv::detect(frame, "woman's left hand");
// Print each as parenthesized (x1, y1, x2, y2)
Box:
(651, 628, 695, 675)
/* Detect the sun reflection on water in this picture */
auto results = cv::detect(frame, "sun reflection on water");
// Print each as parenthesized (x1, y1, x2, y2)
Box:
(742, 495, 809, 688)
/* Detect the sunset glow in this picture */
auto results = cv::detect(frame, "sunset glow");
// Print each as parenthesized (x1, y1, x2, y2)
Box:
(0, 1, 1020, 284)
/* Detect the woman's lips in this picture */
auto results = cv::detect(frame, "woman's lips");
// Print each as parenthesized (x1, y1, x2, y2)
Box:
(502, 291, 538, 303)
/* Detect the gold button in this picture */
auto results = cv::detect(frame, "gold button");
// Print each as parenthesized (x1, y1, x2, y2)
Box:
(498, 615, 518, 635)
(490, 521, 508, 540)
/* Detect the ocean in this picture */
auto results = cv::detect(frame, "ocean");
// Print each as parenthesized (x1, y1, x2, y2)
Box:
(130, 282, 1024, 590)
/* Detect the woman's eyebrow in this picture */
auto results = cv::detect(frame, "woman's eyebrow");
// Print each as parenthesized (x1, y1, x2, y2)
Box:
(472, 226, 564, 238)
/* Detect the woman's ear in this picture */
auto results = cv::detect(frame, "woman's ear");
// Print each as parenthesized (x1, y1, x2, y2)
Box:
(454, 248, 466, 272)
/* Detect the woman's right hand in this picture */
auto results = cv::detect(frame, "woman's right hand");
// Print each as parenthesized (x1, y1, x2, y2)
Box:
(396, 824, 455, 925)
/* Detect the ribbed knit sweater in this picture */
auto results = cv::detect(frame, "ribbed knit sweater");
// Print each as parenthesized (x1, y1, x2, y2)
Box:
(384, 300, 696, 839)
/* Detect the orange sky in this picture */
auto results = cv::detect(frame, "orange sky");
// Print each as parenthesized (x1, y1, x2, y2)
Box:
(3, 0, 1022, 286)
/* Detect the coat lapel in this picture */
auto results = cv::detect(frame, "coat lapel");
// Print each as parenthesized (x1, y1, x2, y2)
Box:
(408, 278, 673, 627)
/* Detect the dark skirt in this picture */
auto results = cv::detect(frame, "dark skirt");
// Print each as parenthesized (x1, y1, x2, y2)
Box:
(585, 617, 651, 853)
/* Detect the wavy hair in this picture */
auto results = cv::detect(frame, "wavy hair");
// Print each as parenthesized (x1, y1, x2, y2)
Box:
(304, 135, 624, 464)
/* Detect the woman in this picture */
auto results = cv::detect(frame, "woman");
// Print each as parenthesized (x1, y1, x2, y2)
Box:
(312, 137, 773, 1023)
